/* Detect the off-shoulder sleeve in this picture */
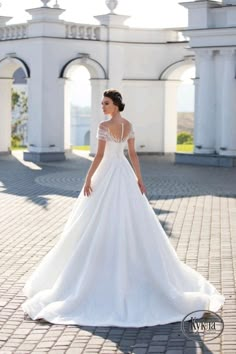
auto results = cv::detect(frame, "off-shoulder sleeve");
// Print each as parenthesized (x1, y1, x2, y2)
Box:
(96, 124, 108, 141)
(128, 123, 135, 139)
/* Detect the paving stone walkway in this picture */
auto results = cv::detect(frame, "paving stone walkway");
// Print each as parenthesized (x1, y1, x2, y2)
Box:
(0, 150, 236, 354)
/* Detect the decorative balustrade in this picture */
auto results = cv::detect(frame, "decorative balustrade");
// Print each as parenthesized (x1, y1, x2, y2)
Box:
(0, 22, 101, 41)
(65, 23, 101, 40)
(0, 24, 28, 40)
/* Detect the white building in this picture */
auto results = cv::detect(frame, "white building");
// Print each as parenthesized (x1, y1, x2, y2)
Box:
(176, 0, 236, 166)
(0, 0, 236, 166)
(70, 105, 91, 146)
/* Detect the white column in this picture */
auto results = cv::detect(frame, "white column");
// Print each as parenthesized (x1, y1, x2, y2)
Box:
(193, 77, 199, 150)
(194, 50, 216, 154)
(163, 80, 179, 153)
(192, 52, 200, 152)
(62, 78, 72, 151)
(24, 74, 66, 162)
(90, 79, 108, 155)
(0, 78, 13, 153)
(214, 50, 222, 154)
(219, 49, 236, 156)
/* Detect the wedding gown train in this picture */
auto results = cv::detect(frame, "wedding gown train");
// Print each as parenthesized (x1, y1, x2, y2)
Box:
(21, 122, 225, 327)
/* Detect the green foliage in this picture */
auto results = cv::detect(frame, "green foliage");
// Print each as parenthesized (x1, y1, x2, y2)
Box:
(11, 120, 22, 135)
(11, 135, 23, 148)
(177, 131, 193, 145)
(11, 90, 28, 113)
(11, 89, 28, 148)
(12, 91, 20, 110)
(19, 92, 28, 114)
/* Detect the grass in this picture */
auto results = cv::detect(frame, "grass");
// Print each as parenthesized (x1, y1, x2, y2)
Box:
(72, 146, 90, 151)
(73, 145, 194, 153)
(10, 146, 27, 151)
(10, 146, 90, 151)
(10, 144, 194, 153)
(176, 144, 194, 153)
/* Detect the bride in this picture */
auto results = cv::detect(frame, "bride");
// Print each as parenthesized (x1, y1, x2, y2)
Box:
(21, 89, 225, 327)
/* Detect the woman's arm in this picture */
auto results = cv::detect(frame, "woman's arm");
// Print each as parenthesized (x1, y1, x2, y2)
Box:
(127, 138, 146, 194)
(83, 138, 106, 197)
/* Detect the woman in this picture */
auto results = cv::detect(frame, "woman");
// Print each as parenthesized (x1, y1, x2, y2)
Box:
(21, 89, 225, 327)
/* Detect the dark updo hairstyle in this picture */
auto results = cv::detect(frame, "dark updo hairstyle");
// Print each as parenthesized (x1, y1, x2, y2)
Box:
(103, 89, 125, 112)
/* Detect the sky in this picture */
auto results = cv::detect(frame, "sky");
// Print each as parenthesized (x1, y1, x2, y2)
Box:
(0, 0, 195, 28)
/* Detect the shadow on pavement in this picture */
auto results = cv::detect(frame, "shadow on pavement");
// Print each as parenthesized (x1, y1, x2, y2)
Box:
(25, 315, 215, 354)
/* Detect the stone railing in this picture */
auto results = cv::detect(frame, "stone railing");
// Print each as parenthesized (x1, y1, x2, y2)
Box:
(0, 22, 101, 41)
(0, 24, 28, 40)
(65, 23, 101, 40)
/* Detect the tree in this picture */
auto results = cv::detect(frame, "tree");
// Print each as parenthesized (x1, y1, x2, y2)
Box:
(11, 89, 28, 148)
(19, 92, 28, 115)
(12, 90, 20, 110)
(177, 131, 193, 145)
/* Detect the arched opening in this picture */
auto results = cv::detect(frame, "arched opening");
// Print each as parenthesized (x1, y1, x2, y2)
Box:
(61, 56, 107, 154)
(177, 67, 195, 153)
(12, 68, 28, 150)
(68, 66, 91, 150)
(160, 57, 195, 154)
(0, 57, 29, 154)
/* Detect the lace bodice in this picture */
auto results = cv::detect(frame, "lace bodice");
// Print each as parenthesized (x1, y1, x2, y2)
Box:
(96, 122, 135, 159)
(96, 122, 135, 143)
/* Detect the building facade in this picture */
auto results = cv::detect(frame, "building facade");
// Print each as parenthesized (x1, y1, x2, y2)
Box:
(177, 0, 236, 166)
(0, 0, 236, 165)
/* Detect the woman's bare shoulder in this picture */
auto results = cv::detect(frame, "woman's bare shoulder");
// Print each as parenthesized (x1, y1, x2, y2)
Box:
(121, 117, 133, 127)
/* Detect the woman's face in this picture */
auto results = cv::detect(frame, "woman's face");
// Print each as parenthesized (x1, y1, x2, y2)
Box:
(101, 96, 118, 115)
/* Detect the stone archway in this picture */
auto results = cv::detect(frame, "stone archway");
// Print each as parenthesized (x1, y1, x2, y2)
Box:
(159, 56, 195, 153)
(0, 56, 30, 153)
(160, 57, 195, 81)
(60, 55, 108, 155)
(60, 55, 107, 80)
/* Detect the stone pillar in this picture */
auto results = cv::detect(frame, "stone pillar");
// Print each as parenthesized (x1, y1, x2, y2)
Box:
(0, 78, 12, 153)
(192, 51, 200, 153)
(24, 74, 66, 162)
(163, 80, 179, 153)
(194, 50, 215, 154)
(62, 78, 72, 152)
(22, 5, 68, 162)
(180, 0, 221, 30)
(26, 6, 65, 37)
(94, 12, 129, 90)
(193, 77, 199, 151)
(90, 79, 108, 155)
(219, 49, 236, 156)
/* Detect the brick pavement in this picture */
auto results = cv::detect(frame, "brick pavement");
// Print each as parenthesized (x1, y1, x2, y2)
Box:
(0, 150, 236, 354)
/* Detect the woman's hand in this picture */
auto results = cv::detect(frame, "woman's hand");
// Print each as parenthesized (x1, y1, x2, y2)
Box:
(138, 180, 146, 194)
(83, 179, 93, 197)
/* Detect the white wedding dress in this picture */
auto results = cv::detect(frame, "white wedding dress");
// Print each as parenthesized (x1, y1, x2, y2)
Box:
(21, 122, 225, 327)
